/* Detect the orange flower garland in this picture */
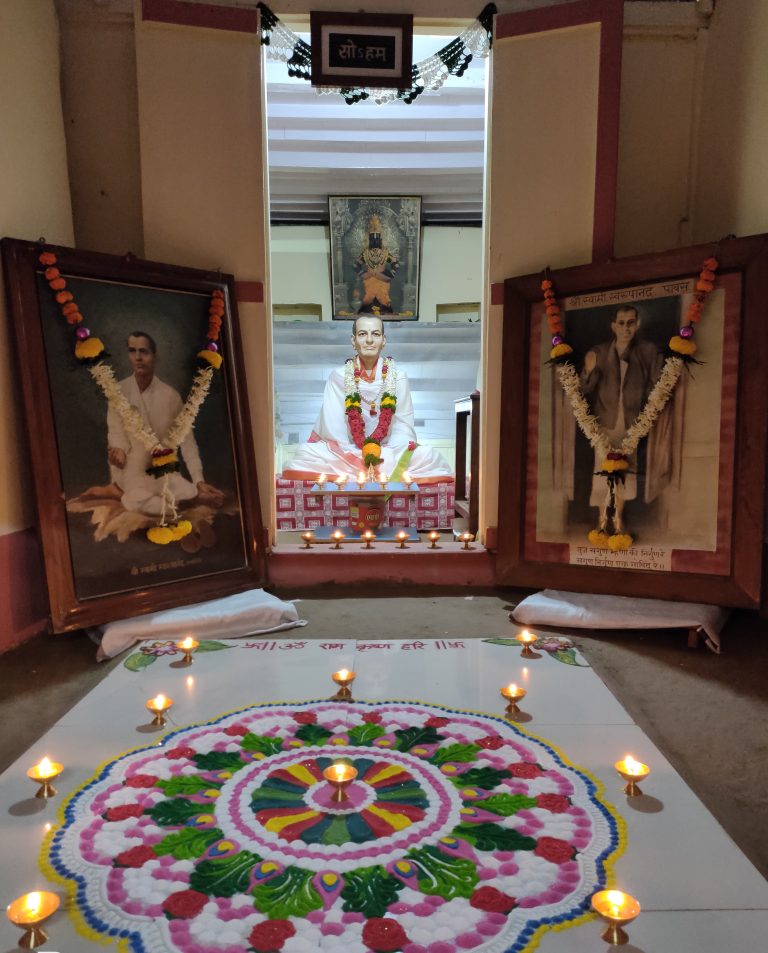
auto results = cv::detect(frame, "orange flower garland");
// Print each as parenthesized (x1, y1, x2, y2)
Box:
(38, 248, 227, 544)
(543, 254, 720, 551)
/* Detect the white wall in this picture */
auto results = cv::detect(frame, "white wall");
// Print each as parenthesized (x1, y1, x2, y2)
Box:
(270, 225, 482, 321)
(693, 0, 768, 241)
(0, 0, 74, 535)
(27, 0, 768, 550)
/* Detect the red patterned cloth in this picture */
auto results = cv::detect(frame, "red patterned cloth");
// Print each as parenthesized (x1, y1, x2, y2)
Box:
(275, 479, 456, 531)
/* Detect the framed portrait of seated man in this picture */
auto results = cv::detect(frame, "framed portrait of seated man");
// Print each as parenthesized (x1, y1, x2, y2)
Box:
(1, 238, 265, 632)
(496, 235, 768, 608)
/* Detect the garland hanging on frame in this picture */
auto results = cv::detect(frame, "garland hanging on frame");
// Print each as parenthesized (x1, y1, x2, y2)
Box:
(256, 2, 496, 105)
(38, 250, 225, 545)
(545, 255, 719, 552)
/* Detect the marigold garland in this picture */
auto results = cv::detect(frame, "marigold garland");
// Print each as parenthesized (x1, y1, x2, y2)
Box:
(39, 249, 226, 544)
(344, 356, 397, 467)
(544, 255, 719, 549)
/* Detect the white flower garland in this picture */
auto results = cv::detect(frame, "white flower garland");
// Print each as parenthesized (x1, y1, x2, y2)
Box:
(344, 356, 397, 418)
(555, 355, 684, 459)
(89, 362, 215, 455)
(89, 361, 217, 528)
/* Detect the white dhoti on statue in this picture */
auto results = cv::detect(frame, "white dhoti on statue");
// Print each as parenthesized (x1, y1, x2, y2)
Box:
(282, 361, 453, 484)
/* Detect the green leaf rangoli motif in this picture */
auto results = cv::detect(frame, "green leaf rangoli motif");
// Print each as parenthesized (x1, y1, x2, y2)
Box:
(551, 647, 589, 667)
(450, 767, 511, 790)
(252, 867, 323, 919)
(195, 640, 234, 652)
(294, 723, 333, 745)
(155, 776, 220, 797)
(407, 845, 479, 900)
(431, 743, 481, 765)
(348, 722, 386, 745)
(453, 822, 537, 853)
(153, 827, 224, 860)
(145, 798, 207, 826)
(241, 733, 284, 756)
(394, 725, 445, 752)
(341, 865, 404, 918)
(192, 751, 246, 772)
(480, 793, 538, 816)
(123, 652, 157, 672)
(189, 851, 261, 897)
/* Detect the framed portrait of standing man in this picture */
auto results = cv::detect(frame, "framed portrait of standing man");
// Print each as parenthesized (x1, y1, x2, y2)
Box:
(496, 235, 768, 608)
(1, 238, 265, 632)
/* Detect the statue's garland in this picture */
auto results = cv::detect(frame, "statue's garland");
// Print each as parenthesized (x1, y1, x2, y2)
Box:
(256, 3, 496, 106)
(38, 249, 225, 544)
(344, 357, 397, 468)
(545, 256, 719, 551)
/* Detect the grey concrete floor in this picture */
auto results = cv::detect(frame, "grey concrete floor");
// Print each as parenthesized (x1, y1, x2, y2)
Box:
(1, 590, 766, 882)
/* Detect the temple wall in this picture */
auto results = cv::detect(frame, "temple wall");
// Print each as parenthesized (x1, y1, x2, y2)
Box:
(0, 0, 74, 650)
(2, 1, 768, 646)
(270, 224, 482, 323)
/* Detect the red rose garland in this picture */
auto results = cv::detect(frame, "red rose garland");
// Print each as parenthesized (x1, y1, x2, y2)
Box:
(344, 356, 397, 467)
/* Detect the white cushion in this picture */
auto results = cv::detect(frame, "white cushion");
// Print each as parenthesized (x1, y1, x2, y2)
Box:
(96, 589, 306, 659)
(512, 589, 728, 652)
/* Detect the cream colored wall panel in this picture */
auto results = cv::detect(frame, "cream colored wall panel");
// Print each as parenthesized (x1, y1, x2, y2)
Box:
(487, 26, 599, 282)
(0, 0, 74, 533)
(57, 12, 144, 256)
(694, 0, 768, 241)
(136, 24, 266, 274)
(483, 22, 600, 537)
(615, 33, 698, 257)
(135, 19, 273, 534)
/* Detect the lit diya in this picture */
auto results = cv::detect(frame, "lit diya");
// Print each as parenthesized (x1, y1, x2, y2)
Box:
(591, 889, 641, 945)
(6, 890, 60, 949)
(27, 757, 63, 799)
(322, 762, 358, 803)
(331, 668, 355, 701)
(500, 682, 527, 719)
(146, 693, 173, 727)
(614, 754, 650, 797)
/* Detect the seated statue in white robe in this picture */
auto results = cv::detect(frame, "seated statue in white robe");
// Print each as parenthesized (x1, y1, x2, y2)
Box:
(282, 316, 453, 484)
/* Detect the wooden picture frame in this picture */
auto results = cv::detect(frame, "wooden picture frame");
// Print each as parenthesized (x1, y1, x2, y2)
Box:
(496, 235, 768, 608)
(329, 195, 421, 321)
(310, 11, 413, 89)
(1, 238, 266, 632)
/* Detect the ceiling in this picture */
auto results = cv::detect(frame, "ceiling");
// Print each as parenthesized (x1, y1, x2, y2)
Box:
(265, 34, 487, 224)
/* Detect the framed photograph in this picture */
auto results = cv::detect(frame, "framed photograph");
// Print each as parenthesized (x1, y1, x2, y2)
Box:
(496, 235, 768, 608)
(329, 196, 421, 321)
(1, 238, 266, 632)
(310, 12, 413, 89)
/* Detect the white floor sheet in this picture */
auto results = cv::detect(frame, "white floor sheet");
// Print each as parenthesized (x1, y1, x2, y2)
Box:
(0, 636, 765, 952)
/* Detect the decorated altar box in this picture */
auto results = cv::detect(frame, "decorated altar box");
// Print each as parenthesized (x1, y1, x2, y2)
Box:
(275, 480, 456, 531)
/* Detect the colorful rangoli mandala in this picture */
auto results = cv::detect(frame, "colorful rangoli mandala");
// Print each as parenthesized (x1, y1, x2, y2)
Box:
(46, 702, 621, 953)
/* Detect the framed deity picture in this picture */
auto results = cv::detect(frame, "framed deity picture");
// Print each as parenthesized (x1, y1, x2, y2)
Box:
(310, 12, 413, 89)
(1, 238, 266, 632)
(329, 196, 421, 321)
(496, 235, 768, 608)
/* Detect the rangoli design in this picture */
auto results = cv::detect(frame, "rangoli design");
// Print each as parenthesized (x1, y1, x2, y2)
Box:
(45, 702, 622, 953)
